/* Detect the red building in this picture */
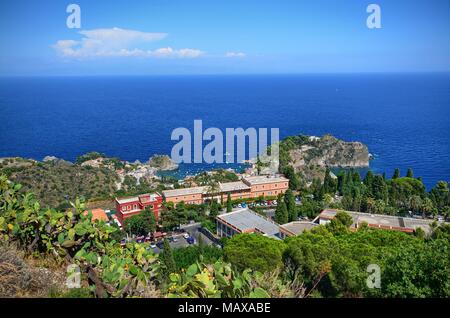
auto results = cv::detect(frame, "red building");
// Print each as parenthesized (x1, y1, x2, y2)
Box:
(115, 193, 163, 225)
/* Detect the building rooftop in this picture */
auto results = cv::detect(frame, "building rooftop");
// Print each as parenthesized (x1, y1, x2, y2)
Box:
(115, 196, 139, 205)
(317, 209, 440, 234)
(162, 186, 206, 198)
(217, 208, 281, 239)
(243, 175, 289, 185)
(219, 181, 251, 192)
(116, 193, 161, 205)
(83, 208, 109, 222)
(279, 221, 318, 236)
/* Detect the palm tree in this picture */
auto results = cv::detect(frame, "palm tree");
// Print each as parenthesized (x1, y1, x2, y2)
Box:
(421, 197, 434, 218)
(205, 178, 221, 205)
(408, 195, 422, 214)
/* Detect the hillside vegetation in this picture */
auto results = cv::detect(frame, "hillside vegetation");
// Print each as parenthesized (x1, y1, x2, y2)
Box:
(0, 157, 118, 208)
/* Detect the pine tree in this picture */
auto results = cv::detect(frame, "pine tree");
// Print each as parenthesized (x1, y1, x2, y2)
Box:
(226, 193, 232, 212)
(275, 194, 289, 224)
(364, 170, 374, 197)
(406, 168, 414, 178)
(323, 168, 337, 194)
(161, 238, 176, 278)
(393, 168, 400, 179)
(210, 200, 220, 219)
(283, 166, 300, 190)
(284, 189, 297, 222)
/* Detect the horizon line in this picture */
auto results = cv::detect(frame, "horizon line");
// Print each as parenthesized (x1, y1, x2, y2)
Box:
(1, 71, 450, 78)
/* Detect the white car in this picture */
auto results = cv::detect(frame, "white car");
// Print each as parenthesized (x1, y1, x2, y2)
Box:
(183, 233, 190, 239)
(149, 243, 157, 249)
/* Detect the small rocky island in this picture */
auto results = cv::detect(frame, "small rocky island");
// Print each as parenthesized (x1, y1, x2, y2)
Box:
(147, 154, 179, 171)
(279, 134, 370, 182)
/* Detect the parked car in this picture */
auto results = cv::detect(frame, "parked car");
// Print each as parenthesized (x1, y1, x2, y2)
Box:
(241, 203, 247, 208)
(156, 241, 164, 249)
(136, 236, 145, 243)
(237, 203, 242, 208)
(273, 200, 277, 205)
(120, 239, 126, 246)
(172, 236, 178, 242)
(186, 236, 195, 244)
(149, 242, 157, 249)
(183, 233, 190, 239)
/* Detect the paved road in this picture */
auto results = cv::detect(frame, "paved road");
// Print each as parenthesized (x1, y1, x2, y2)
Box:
(182, 223, 216, 246)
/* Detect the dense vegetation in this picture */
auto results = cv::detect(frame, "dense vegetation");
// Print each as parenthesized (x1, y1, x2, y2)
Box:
(0, 175, 269, 298)
(223, 214, 450, 298)
(0, 158, 118, 208)
(193, 169, 240, 185)
(282, 164, 450, 221)
(1, 174, 449, 298)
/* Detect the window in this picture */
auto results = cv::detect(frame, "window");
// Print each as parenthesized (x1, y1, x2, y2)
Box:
(133, 204, 137, 210)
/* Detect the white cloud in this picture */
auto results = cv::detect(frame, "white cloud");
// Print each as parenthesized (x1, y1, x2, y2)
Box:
(225, 52, 246, 58)
(52, 27, 204, 59)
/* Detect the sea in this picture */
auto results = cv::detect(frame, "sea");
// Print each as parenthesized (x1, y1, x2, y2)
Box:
(0, 74, 449, 190)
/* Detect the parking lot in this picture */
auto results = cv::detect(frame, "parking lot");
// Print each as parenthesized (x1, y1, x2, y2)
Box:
(149, 223, 217, 254)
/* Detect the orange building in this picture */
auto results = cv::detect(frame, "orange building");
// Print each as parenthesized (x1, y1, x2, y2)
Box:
(162, 175, 289, 206)
(83, 208, 109, 222)
(242, 176, 289, 198)
(162, 186, 206, 205)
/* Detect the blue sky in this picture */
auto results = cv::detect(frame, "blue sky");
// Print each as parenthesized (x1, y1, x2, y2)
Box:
(0, 0, 449, 75)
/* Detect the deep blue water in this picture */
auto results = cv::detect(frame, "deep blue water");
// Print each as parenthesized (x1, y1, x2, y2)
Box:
(0, 74, 449, 189)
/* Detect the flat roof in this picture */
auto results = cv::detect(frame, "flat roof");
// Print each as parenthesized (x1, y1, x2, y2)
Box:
(162, 186, 206, 197)
(219, 181, 251, 192)
(279, 221, 318, 235)
(318, 209, 440, 234)
(83, 208, 109, 222)
(116, 197, 139, 204)
(243, 175, 289, 185)
(217, 208, 280, 239)
(116, 193, 161, 205)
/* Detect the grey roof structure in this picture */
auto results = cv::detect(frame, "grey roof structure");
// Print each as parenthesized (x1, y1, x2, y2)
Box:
(243, 175, 289, 185)
(219, 181, 250, 192)
(217, 208, 281, 239)
(162, 186, 206, 197)
(279, 221, 318, 236)
(316, 209, 443, 235)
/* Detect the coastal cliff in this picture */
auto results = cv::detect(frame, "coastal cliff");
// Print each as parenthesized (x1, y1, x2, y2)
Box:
(279, 134, 370, 182)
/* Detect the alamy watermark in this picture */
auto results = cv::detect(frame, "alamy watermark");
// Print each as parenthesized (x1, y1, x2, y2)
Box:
(366, 264, 381, 289)
(66, 264, 81, 289)
(367, 4, 382, 29)
(170, 120, 280, 174)
(66, 4, 81, 29)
